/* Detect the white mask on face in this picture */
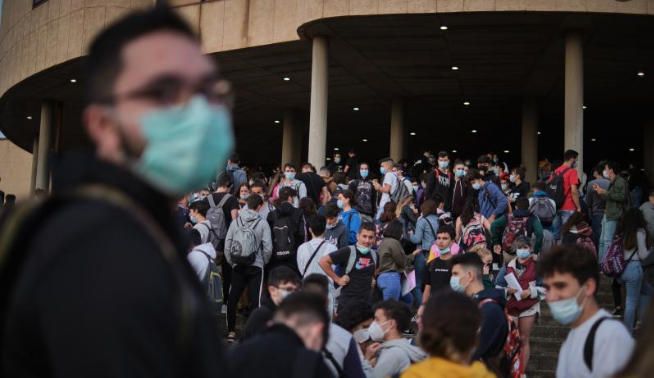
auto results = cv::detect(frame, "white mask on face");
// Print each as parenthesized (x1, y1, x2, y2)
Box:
(368, 321, 389, 342)
(353, 328, 370, 344)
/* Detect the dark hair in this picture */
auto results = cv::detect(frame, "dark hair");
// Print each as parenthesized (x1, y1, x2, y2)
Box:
(85, 6, 197, 104)
(302, 274, 330, 299)
(450, 252, 483, 277)
(359, 222, 376, 234)
(278, 186, 297, 203)
(432, 193, 444, 206)
(453, 159, 465, 168)
(460, 196, 480, 226)
(512, 166, 526, 179)
(283, 163, 297, 171)
(561, 211, 587, 235)
(437, 151, 449, 159)
(300, 197, 317, 216)
(302, 162, 316, 172)
(420, 199, 439, 217)
(619, 208, 651, 251)
(338, 189, 355, 205)
(515, 197, 529, 210)
(189, 199, 210, 217)
(237, 183, 250, 193)
(477, 155, 492, 165)
(419, 291, 481, 358)
(308, 215, 327, 236)
(383, 219, 404, 240)
(275, 292, 329, 332)
(379, 201, 397, 223)
(374, 300, 412, 333)
(563, 149, 579, 161)
(333, 172, 347, 185)
(605, 160, 620, 174)
(268, 266, 301, 287)
(334, 301, 373, 332)
(217, 172, 233, 189)
(246, 193, 263, 210)
(379, 157, 394, 164)
(324, 203, 340, 218)
(593, 162, 606, 176)
(437, 224, 455, 239)
(229, 153, 240, 164)
(533, 181, 546, 191)
(250, 180, 267, 191)
(537, 245, 600, 295)
(468, 168, 483, 181)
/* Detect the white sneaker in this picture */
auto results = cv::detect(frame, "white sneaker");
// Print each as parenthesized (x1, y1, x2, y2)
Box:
(221, 305, 227, 314)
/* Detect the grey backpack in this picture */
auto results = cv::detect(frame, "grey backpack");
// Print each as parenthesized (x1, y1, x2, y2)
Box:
(529, 197, 556, 226)
(345, 246, 378, 274)
(206, 194, 231, 250)
(229, 218, 261, 266)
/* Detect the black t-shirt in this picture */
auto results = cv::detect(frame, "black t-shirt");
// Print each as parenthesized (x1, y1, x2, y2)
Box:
(210, 192, 240, 228)
(296, 172, 325, 205)
(424, 258, 452, 292)
(509, 181, 530, 203)
(330, 247, 376, 301)
(345, 157, 359, 179)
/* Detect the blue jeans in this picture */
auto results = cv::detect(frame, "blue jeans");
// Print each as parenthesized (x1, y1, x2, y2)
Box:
(378, 272, 412, 305)
(620, 261, 653, 332)
(599, 216, 618, 264)
(412, 252, 427, 305)
(552, 210, 575, 240)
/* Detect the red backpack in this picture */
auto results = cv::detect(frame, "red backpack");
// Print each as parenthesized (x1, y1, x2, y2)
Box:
(501, 215, 530, 252)
(478, 298, 524, 378)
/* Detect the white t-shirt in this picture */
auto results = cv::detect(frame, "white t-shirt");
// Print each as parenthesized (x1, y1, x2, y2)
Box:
(556, 309, 633, 378)
(377, 172, 398, 219)
(297, 237, 337, 277)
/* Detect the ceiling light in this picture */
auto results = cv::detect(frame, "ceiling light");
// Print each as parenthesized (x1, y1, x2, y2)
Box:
(274, 120, 280, 124)
(410, 132, 417, 136)
(334, 147, 339, 151)
(463, 101, 470, 106)
(326, 157, 332, 161)
(26, 116, 32, 120)
(451, 66, 459, 71)
(70, 78, 77, 83)
(440, 25, 448, 30)
(452, 149, 457, 153)
(283, 77, 291, 81)
(591, 138, 597, 142)
(503, 150, 510, 154)
(362, 138, 368, 142)
(537, 131, 542, 135)
(471, 129, 477, 134)
(637, 71, 645, 77)
(629, 148, 635, 152)
(583, 105, 587, 110)
(353, 107, 360, 111)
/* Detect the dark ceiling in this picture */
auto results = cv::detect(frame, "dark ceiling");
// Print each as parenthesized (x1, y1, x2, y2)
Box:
(1, 11, 653, 171)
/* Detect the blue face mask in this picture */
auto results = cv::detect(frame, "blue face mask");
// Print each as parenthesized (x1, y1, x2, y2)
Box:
(548, 286, 585, 325)
(190, 215, 198, 224)
(450, 276, 466, 293)
(284, 172, 296, 180)
(516, 248, 531, 259)
(357, 244, 370, 254)
(380, 167, 387, 175)
(455, 168, 465, 178)
(337, 199, 344, 209)
(360, 169, 369, 178)
(439, 246, 451, 255)
(472, 182, 482, 191)
(135, 96, 233, 196)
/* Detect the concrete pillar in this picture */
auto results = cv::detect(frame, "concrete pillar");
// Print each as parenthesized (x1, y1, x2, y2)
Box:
(389, 98, 405, 162)
(644, 122, 654, 183)
(521, 100, 538, 183)
(30, 136, 39, 194)
(564, 32, 584, 175)
(35, 102, 53, 191)
(281, 110, 301, 167)
(307, 36, 328, 169)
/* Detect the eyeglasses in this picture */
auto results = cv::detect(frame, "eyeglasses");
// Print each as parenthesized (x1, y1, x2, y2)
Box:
(102, 73, 234, 108)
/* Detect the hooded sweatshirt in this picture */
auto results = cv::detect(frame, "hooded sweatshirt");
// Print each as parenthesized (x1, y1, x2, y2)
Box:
(401, 357, 495, 378)
(325, 220, 349, 249)
(187, 243, 217, 282)
(472, 288, 508, 364)
(225, 209, 273, 269)
(373, 338, 427, 378)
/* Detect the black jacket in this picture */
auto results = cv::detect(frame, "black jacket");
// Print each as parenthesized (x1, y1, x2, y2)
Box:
(228, 324, 332, 378)
(472, 288, 509, 364)
(240, 294, 276, 341)
(1, 153, 226, 378)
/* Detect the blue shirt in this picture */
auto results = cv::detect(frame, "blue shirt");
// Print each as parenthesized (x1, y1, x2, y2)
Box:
(478, 182, 509, 218)
(409, 214, 439, 250)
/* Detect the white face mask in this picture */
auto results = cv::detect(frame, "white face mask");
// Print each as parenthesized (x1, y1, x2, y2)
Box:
(368, 320, 389, 342)
(353, 328, 370, 344)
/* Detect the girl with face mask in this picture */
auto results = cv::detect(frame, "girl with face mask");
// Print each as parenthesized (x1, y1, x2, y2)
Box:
(495, 236, 543, 371)
(237, 183, 250, 208)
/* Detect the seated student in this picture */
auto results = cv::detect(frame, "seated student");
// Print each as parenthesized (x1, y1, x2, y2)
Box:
(367, 300, 426, 378)
(324, 202, 350, 248)
(402, 291, 495, 378)
(334, 300, 375, 370)
(491, 197, 544, 260)
(241, 266, 301, 341)
(227, 292, 333, 378)
(421, 226, 457, 307)
(539, 246, 634, 378)
(449, 253, 508, 370)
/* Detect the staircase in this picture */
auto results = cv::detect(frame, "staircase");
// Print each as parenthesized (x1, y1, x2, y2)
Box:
(527, 276, 616, 377)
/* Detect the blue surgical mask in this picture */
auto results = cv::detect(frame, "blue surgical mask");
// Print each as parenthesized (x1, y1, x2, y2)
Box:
(455, 169, 465, 178)
(439, 246, 451, 255)
(337, 199, 344, 209)
(516, 248, 531, 259)
(472, 182, 482, 190)
(357, 244, 370, 254)
(135, 96, 234, 196)
(438, 161, 449, 169)
(548, 286, 586, 325)
(284, 172, 296, 180)
(450, 276, 466, 293)
(380, 167, 387, 175)
(360, 169, 369, 178)
(190, 215, 198, 224)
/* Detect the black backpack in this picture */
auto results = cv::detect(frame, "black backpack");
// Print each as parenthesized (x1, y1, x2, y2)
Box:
(544, 167, 571, 208)
(272, 216, 296, 262)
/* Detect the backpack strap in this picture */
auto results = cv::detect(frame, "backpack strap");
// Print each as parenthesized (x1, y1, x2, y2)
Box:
(323, 347, 346, 378)
(425, 217, 437, 240)
(217, 193, 231, 208)
(303, 240, 327, 277)
(583, 317, 612, 372)
(345, 245, 357, 275)
(198, 222, 220, 241)
(207, 193, 217, 208)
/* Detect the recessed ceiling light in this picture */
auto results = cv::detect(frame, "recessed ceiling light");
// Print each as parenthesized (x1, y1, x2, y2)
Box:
(629, 148, 635, 152)
(410, 132, 417, 136)
(274, 120, 280, 124)
(463, 101, 470, 106)
(334, 147, 339, 151)
(452, 149, 457, 153)
(637, 71, 645, 77)
(440, 25, 448, 30)
(471, 129, 477, 134)
(591, 138, 597, 142)
(353, 107, 360, 111)
(326, 157, 332, 161)
(583, 105, 587, 110)
(283, 77, 291, 81)
(362, 138, 368, 142)
(451, 66, 459, 71)
(26, 116, 32, 120)
(70, 78, 77, 83)
(504, 150, 510, 154)
(537, 131, 542, 135)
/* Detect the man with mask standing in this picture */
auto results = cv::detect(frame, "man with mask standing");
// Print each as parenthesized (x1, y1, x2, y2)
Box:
(348, 162, 377, 223)
(0, 7, 230, 377)
(539, 246, 633, 377)
(551, 150, 582, 240)
(425, 151, 453, 210)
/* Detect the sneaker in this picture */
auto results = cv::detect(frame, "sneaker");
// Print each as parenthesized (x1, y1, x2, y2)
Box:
(226, 332, 237, 343)
(611, 306, 623, 318)
(221, 305, 227, 314)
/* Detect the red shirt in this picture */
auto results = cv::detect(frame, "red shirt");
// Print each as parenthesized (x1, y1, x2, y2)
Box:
(554, 165, 580, 211)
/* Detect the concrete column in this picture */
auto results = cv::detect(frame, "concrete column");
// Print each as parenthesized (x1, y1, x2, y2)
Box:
(35, 102, 53, 191)
(307, 36, 328, 169)
(30, 136, 39, 194)
(564, 32, 584, 174)
(644, 122, 654, 182)
(521, 100, 538, 183)
(389, 98, 405, 162)
(281, 110, 301, 167)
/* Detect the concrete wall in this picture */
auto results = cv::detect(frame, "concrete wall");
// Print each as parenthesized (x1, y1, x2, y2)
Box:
(0, 140, 32, 200)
